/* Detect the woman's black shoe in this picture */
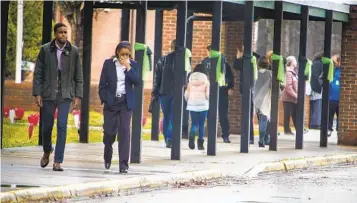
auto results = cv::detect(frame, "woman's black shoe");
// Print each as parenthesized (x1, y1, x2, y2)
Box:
(285, 131, 295, 136)
(222, 137, 231, 143)
(105, 162, 111, 169)
(258, 142, 265, 148)
(120, 168, 128, 173)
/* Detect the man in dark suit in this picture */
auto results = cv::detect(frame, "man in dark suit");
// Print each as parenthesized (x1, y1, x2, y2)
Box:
(98, 41, 141, 173)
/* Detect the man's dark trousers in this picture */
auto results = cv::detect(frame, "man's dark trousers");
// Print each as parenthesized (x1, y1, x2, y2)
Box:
(42, 93, 71, 163)
(219, 87, 230, 139)
(283, 101, 297, 133)
(103, 96, 132, 169)
(328, 101, 339, 131)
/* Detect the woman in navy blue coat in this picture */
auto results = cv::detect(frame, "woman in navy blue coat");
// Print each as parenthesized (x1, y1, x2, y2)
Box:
(98, 41, 141, 173)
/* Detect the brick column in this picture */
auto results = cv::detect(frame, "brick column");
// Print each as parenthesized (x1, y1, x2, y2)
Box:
(222, 21, 244, 134)
(338, 6, 357, 146)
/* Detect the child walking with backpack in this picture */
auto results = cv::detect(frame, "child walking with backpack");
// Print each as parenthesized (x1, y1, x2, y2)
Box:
(185, 64, 209, 150)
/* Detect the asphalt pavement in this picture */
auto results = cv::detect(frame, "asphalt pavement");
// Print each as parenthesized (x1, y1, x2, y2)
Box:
(78, 164, 357, 203)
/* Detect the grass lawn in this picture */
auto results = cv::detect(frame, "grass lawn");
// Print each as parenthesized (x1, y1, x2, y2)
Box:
(4, 111, 104, 127)
(3, 111, 290, 148)
(2, 111, 163, 148)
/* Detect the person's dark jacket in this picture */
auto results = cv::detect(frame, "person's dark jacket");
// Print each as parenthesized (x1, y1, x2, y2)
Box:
(310, 59, 324, 94)
(233, 52, 260, 94)
(32, 40, 83, 100)
(152, 51, 176, 98)
(98, 59, 141, 109)
(200, 56, 234, 90)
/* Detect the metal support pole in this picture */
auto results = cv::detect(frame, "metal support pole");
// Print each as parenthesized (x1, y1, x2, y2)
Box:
(41, 0, 53, 59)
(39, 0, 53, 146)
(240, 1, 254, 153)
(151, 10, 163, 141)
(15, 0, 23, 84)
(320, 10, 333, 147)
(269, 1, 283, 151)
(207, 1, 222, 156)
(296, 6, 309, 149)
(171, 1, 187, 160)
(130, 2, 147, 163)
(1, 1, 10, 149)
(121, 9, 130, 41)
(186, 10, 194, 52)
(182, 10, 194, 140)
(80, 1, 94, 143)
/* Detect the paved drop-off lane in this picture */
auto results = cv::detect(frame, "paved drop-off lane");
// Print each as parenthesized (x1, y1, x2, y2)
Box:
(79, 165, 357, 203)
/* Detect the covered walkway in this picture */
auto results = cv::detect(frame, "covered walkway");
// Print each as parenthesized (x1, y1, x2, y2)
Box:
(1, 1, 355, 163)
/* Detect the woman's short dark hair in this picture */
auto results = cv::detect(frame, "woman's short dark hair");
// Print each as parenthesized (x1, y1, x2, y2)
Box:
(114, 41, 132, 58)
(54, 23, 66, 33)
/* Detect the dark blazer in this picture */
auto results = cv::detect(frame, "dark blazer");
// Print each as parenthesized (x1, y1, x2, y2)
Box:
(310, 59, 324, 94)
(98, 59, 141, 110)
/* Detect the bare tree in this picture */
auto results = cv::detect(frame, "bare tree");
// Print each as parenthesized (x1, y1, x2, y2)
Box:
(56, 1, 84, 54)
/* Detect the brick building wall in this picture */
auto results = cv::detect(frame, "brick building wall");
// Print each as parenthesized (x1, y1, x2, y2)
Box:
(4, 81, 38, 111)
(221, 21, 244, 134)
(4, 81, 152, 119)
(338, 5, 357, 146)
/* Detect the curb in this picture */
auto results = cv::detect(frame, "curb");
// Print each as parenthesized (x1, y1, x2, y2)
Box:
(0, 169, 225, 203)
(244, 153, 357, 178)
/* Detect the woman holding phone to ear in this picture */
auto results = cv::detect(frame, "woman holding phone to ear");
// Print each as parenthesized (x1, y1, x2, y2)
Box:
(98, 41, 141, 173)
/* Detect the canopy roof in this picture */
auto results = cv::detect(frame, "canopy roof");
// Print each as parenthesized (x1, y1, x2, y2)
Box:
(93, 0, 351, 22)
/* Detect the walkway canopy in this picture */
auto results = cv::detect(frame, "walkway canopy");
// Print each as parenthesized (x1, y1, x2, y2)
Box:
(93, 0, 350, 22)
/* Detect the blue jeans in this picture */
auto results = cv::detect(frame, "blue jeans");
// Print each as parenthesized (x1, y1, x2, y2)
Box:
(42, 97, 71, 163)
(258, 111, 270, 144)
(160, 95, 173, 141)
(190, 111, 208, 140)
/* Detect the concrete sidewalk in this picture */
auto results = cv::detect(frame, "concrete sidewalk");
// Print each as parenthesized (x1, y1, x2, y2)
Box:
(1, 130, 356, 202)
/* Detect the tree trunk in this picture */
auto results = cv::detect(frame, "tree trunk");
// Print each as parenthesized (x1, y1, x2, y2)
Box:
(74, 23, 83, 59)
(67, 10, 83, 60)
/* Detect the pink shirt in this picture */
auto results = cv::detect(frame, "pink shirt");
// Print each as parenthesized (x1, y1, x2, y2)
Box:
(55, 41, 66, 71)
